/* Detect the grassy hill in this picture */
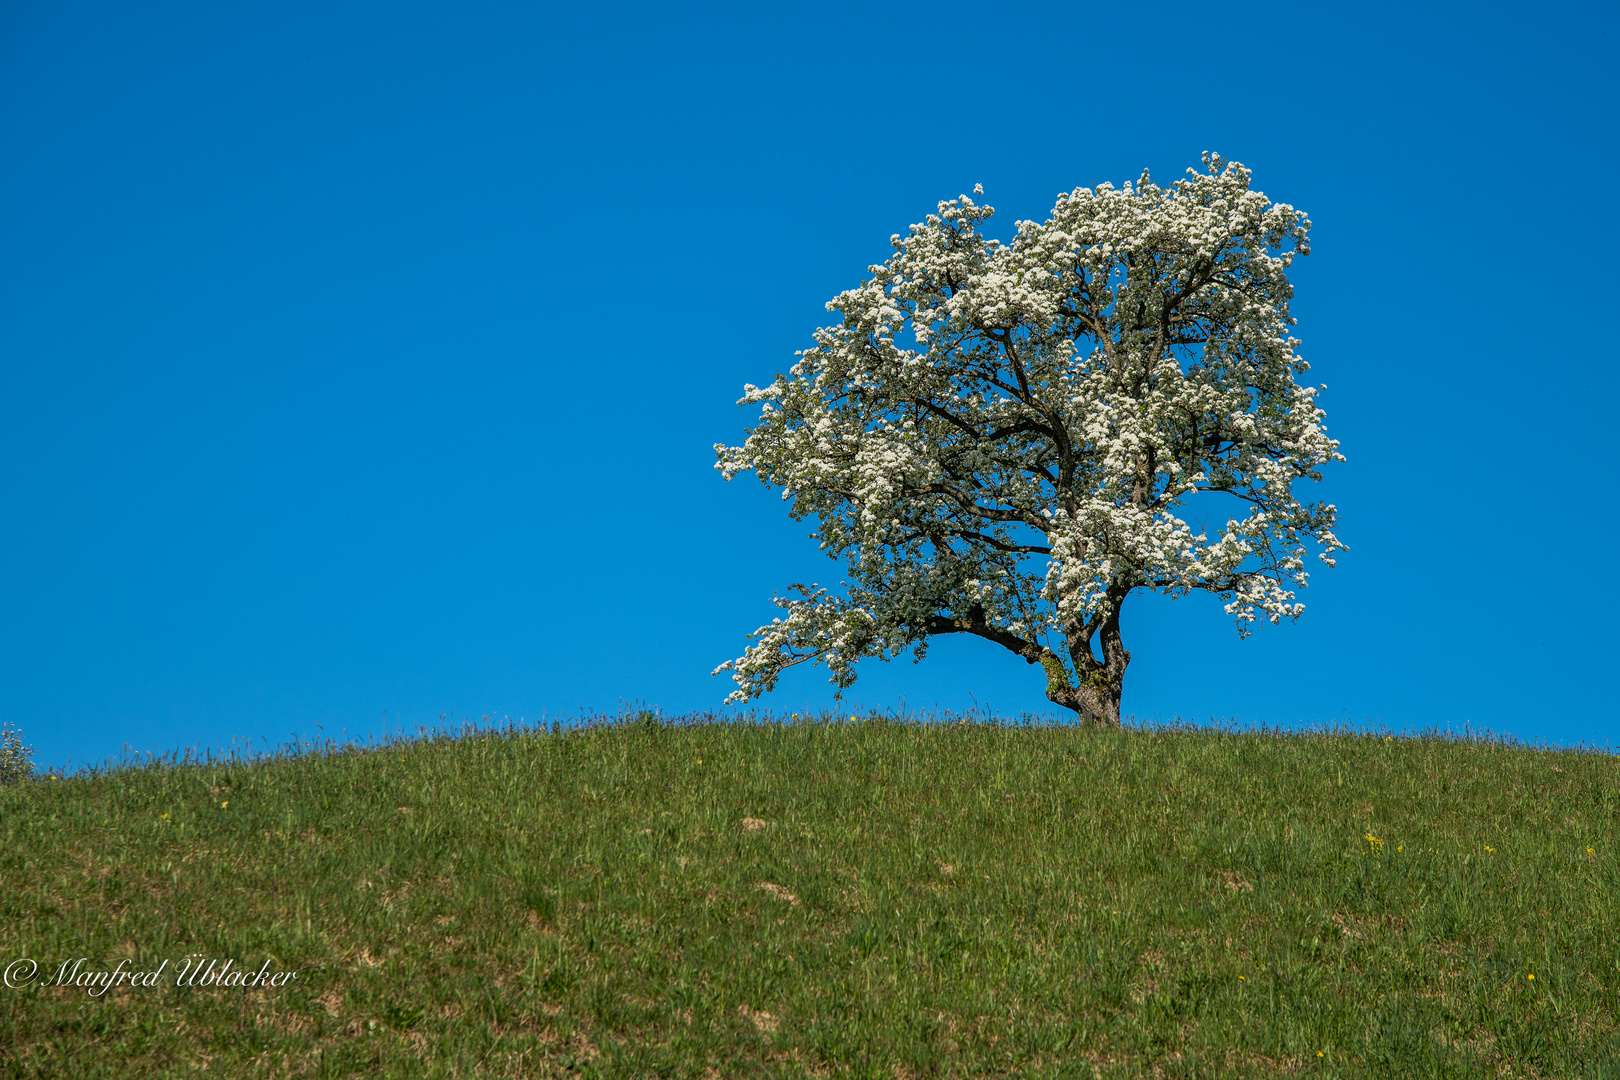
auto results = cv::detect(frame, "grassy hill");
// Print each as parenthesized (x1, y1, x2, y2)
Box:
(1, 713, 1616, 1078)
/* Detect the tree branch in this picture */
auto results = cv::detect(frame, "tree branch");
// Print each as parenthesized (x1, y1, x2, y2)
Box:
(924, 604, 1046, 665)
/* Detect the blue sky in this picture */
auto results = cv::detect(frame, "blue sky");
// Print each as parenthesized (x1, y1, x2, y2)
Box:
(2, 1, 1616, 772)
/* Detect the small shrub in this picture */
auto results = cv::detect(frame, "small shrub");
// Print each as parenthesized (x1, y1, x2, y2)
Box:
(0, 721, 34, 784)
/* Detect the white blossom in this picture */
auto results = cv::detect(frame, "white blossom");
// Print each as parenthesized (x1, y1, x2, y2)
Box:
(714, 155, 1345, 725)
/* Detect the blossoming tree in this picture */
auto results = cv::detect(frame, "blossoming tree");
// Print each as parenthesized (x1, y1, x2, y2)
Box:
(714, 155, 1345, 726)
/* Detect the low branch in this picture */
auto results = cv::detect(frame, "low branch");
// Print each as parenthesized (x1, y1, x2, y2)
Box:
(924, 604, 1047, 665)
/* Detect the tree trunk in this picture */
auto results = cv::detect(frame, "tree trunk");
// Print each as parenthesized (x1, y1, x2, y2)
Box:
(1051, 591, 1129, 727)
(926, 599, 1129, 727)
(1070, 669, 1125, 727)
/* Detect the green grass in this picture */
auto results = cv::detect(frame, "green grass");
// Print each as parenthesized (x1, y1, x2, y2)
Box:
(2, 712, 1617, 1078)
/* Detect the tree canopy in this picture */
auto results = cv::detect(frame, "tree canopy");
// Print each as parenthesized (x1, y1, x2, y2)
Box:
(714, 155, 1345, 725)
